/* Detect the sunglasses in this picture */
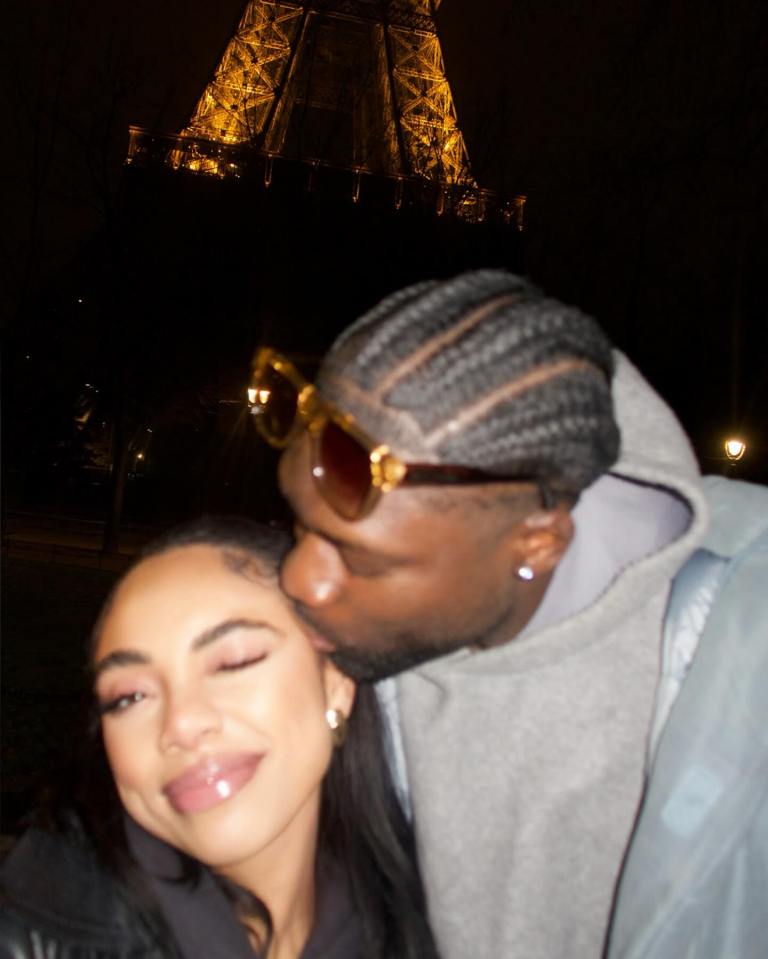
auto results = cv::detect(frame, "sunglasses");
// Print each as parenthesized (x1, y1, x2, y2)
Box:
(249, 347, 540, 521)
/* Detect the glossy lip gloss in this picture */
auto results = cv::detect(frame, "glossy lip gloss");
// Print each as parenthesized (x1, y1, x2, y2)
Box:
(163, 753, 264, 814)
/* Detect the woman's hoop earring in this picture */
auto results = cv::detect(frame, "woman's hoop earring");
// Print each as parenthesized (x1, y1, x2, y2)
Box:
(516, 565, 535, 582)
(325, 708, 348, 747)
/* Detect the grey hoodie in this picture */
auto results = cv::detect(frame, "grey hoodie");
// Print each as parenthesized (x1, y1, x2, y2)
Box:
(385, 353, 710, 959)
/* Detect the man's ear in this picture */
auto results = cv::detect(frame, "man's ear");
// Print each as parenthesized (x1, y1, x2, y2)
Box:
(517, 504, 574, 577)
(322, 659, 356, 718)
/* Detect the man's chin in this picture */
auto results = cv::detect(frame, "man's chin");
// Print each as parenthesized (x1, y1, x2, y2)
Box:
(329, 639, 457, 683)
(290, 602, 469, 682)
(328, 646, 405, 683)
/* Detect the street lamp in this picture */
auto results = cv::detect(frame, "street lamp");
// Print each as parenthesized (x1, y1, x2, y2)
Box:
(724, 437, 746, 461)
(247, 387, 270, 407)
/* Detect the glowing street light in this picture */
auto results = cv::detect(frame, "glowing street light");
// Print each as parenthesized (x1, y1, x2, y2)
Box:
(247, 387, 271, 407)
(724, 437, 746, 461)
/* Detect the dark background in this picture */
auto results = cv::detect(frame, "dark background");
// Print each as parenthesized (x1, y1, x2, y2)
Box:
(3, 0, 766, 504)
(1, 0, 766, 828)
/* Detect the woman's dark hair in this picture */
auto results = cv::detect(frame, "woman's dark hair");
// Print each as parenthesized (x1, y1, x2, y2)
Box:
(51, 515, 437, 959)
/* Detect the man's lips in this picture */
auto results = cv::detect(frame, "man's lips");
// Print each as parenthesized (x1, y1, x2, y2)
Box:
(163, 754, 263, 814)
(293, 605, 337, 653)
(306, 630, 336, 654)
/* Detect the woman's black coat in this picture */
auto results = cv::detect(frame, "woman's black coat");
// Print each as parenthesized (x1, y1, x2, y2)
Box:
(0, 821, 362, 959)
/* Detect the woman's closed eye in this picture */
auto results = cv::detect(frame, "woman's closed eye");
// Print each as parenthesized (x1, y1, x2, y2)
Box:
(208, 627, 272, 674)
(214, 653, 267, 673)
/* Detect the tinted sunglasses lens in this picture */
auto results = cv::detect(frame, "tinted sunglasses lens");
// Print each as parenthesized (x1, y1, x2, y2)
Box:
(254, 365, 300, 444)
(317, 420, 373, 520)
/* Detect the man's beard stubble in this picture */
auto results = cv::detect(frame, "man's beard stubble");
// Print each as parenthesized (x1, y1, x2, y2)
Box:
(292, 600, 475, 683)
(329, 638, 456, 683)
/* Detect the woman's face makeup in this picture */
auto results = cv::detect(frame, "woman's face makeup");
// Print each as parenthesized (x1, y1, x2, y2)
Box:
(93, 544, 354, 878)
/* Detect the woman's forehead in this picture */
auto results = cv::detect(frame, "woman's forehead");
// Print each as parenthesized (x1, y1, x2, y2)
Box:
(99, 546, 284, 639)
(125, 544, 269, 589)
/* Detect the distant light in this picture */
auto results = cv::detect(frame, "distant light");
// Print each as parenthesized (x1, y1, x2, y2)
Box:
(247, 387, 271, 406)
(77, 298, 83, 304)
(724, 437, 746, 461)
(136, 452, 145, 460)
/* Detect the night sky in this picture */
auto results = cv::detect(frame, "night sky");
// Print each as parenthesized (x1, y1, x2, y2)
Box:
(4, 0, 767, 490)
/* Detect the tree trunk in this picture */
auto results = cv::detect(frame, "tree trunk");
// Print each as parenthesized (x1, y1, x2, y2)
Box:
(102, 404, 130, 554)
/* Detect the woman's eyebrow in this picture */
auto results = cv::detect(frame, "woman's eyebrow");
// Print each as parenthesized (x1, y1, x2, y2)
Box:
(93, 649, 148, 680)
(190, 617, 276, 651)
(93, 618, 277, 680)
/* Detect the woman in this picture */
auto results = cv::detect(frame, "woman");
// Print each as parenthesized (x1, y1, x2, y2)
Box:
(0, 517, 438, 959)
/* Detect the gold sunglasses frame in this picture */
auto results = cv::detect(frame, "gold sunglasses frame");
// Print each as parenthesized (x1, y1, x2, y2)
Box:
(250, 347, 540, 520)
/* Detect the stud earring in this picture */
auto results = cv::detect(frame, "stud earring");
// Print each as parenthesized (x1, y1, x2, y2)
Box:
(325, 708, 348, 747)
(516, 565, 535, 582)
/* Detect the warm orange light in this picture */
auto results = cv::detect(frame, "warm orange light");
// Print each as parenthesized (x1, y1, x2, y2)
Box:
(724, 437, 746, 461)
(177, 2, 474, 196)
(247, 387, 271, 406)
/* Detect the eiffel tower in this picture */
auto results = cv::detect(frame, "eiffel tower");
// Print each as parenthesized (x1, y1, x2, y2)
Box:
(128, 0, 524, 227)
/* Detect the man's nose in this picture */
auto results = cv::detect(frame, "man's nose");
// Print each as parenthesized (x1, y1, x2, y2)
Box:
(281, 533, 343, 608)
(159, 689, 222, 752)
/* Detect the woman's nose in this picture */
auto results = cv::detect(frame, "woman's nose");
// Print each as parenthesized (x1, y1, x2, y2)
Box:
(159, 689, 222, 752)
(280, 533, 343, 609)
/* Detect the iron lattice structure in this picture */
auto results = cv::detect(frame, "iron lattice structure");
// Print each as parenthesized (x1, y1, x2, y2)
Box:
(127, 0, 525, 226)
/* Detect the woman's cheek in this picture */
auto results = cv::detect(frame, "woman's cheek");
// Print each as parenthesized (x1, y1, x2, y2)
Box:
(101, 710, 156, 787)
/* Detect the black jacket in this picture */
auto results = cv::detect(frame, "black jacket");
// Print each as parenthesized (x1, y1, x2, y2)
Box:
(0, 821, 362, 959)
(0, 825, 165, 959)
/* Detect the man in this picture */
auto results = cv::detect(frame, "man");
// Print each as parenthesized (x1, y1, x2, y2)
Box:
(251, 270, 768, 958)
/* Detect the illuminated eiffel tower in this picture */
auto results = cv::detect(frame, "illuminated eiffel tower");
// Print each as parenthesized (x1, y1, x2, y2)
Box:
(128, 0, 524, 226)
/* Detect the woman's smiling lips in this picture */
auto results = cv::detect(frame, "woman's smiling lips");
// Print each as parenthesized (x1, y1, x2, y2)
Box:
(163, 754, 264, 814)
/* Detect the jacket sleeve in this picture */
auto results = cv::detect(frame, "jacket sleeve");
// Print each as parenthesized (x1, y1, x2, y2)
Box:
(0, 904, 165, 959)
(606, 482, 768, 959)
(0, 906, 74, 959)
(0, 908, 33, 959)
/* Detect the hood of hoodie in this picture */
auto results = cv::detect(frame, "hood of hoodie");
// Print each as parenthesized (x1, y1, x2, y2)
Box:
(391, 354, 712, 959)
(409, 350, 709, 679)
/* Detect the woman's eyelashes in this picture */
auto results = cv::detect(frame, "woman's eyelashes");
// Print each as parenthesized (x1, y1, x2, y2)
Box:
(98, 690, 147, 716)
(214, 652, 267, 673)
(96, 641, 269, 714)
(209, 630, 272, 673)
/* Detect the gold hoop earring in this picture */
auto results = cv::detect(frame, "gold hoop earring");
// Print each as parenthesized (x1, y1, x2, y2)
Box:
(325, 708, 347, 747)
